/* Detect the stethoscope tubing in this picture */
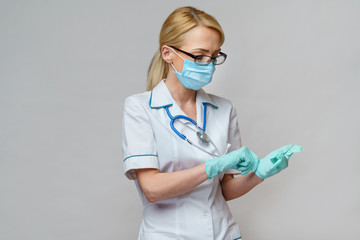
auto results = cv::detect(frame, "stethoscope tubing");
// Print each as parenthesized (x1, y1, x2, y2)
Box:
(165, 106, 199, 140)
(165, 104, 222, 157)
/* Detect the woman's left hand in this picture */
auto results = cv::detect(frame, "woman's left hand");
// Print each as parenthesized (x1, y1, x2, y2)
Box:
(254, 144, 303, 179)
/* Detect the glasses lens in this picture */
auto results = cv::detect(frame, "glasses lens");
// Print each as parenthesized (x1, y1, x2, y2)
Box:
(214, 55, 226, 65)
(194, 56, 212, 65)
(194, 54, 227, 65)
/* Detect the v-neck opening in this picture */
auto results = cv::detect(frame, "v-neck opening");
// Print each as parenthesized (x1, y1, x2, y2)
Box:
(163, 82, 203, 127)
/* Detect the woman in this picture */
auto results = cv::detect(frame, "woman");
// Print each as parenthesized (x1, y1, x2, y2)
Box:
(122, 6, 302, 240)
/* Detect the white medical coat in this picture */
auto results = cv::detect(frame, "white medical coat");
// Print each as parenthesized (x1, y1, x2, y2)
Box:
(122, 80, 243, 240)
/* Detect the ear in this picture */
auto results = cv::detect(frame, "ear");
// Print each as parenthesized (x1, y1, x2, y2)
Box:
(161, 45, 174, 63)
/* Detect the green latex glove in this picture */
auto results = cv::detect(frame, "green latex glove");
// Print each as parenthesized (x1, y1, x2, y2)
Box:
(205, 146, 259, 179)
(254, 144, 303, 179)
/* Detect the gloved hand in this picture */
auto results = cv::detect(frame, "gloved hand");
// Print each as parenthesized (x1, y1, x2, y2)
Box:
(205, 146, 259, 179)
(254, 144, 303, 179)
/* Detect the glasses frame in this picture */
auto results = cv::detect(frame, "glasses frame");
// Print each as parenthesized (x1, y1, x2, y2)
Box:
(169, 46, 227, 65)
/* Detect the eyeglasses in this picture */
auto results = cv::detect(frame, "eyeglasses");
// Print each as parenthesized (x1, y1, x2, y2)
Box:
(169, 46, 227, 65)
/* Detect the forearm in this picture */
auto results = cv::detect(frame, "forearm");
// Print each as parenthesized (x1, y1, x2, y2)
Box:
(221, 173, 264, 201)
(135, 164, 208, 203)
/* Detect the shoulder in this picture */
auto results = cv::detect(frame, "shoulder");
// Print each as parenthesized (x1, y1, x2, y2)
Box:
(124, 91, 151, 109)
(123, 91, 152, 116)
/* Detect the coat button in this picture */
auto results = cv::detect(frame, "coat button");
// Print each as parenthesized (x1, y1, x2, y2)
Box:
(203, 211, 210, 218)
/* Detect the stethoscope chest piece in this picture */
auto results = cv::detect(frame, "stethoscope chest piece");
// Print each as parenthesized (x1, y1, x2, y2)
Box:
(197, 131, 210, 143)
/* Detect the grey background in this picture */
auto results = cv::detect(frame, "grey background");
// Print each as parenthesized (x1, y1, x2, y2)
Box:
(1, 0, 359, 239)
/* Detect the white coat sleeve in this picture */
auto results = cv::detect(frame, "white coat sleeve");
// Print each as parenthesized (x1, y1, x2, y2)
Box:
(121, 96, 159, 180)
(224, 102, 243, 175)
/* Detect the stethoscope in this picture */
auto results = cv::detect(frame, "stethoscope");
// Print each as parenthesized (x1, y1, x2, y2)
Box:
(165, 103, 222, 157)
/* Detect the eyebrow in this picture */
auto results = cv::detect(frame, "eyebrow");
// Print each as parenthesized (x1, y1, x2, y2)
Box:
(192, 48, 221, 54)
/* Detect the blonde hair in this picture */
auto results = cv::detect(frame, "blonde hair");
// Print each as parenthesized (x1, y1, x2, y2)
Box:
(146, 6, 225, 91)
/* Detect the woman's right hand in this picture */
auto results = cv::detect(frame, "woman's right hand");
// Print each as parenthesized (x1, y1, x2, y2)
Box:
(205, 146, 259, 179)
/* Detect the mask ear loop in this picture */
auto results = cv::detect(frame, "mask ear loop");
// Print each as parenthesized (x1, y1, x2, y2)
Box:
(170, 62, 178, 72)
(169, 47, 184, 60)
(169, 47, 184, 73)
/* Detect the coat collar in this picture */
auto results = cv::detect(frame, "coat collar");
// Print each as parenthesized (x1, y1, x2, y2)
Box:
(149, 79, 219, 109)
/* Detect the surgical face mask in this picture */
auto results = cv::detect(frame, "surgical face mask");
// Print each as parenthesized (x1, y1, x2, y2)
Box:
(170, 48, 215, 91)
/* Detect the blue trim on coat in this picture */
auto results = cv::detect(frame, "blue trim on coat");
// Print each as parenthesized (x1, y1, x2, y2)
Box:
(203, 101, 219, 109)
(149, 90, 173, 109)
(123, 154, 158, 162)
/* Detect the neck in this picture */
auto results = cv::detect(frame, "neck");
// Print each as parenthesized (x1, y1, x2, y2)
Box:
(164, 74, 196, 107)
